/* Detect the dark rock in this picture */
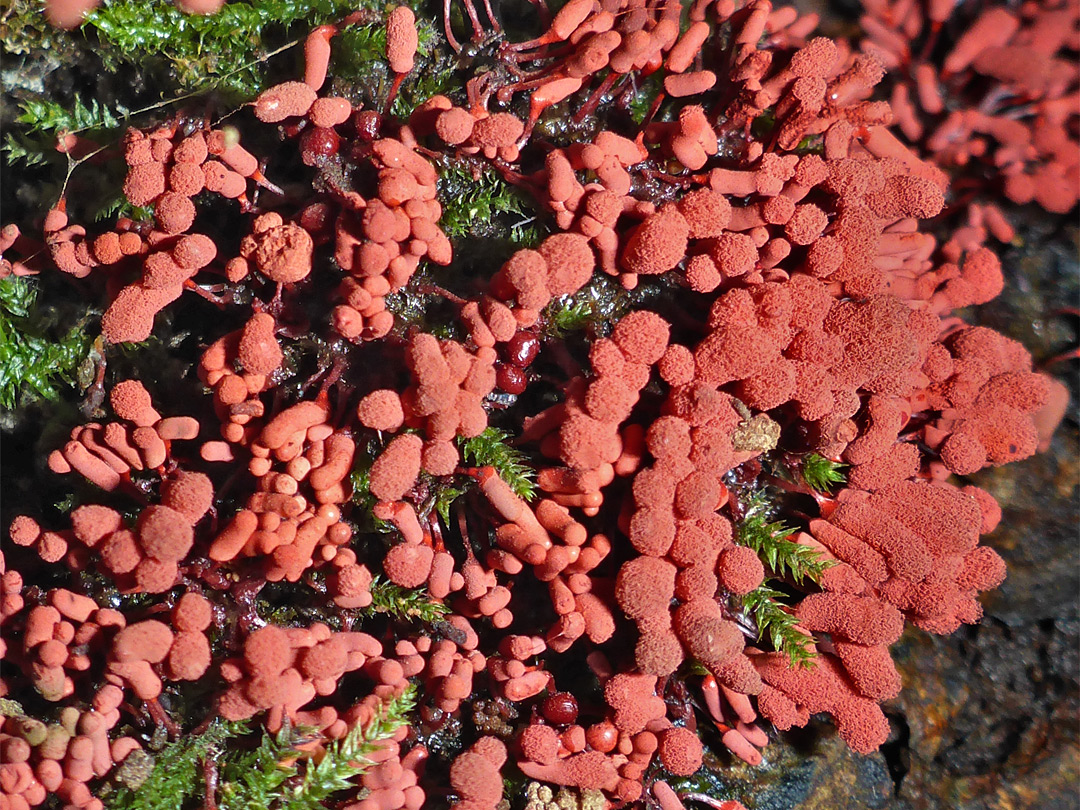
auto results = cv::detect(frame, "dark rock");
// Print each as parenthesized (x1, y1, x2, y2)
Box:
(725, 216, 1079, 810)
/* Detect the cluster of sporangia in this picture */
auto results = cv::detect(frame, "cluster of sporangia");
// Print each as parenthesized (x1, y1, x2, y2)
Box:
(1, 0, 1074, 808)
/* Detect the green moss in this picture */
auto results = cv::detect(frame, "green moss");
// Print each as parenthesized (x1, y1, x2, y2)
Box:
(215, 722, 297, 810)
(367, 577, 450, 623)
(543, 273, 646, 338)
(741, 585, 819, 669)
(751, 107, 776, 140)
(801, 452, 847, 494)
(3, 95, 128, 170)
(0, 0, 80, 55)
(0, 277, 93, 409)
(108, 718, 249, 810)
(431, 481, 467, 525)
(14, 95, 125, 136)
(330, 15, 453, 116)
(736, 489, 832, 585)
(215, 685, 417, 810)
(436, 160, 540, 243)
(460, 426, 537, 500)
(85, 0, 376, 96)
(546, 296, 596, 336)
(627, 73, 665, 125)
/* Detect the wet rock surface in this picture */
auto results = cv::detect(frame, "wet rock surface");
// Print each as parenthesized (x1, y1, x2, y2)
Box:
(741, 220, 1079, 810)
(677, 218, 1078, 810)
(878, 219, 1080, 810)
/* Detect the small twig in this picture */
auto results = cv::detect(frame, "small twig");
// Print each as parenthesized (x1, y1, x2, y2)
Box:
(57, 144, 108, 202)
(202, 754, 219, 810)
(413, 282, 466, 304)
(145, 696, 181, 739)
